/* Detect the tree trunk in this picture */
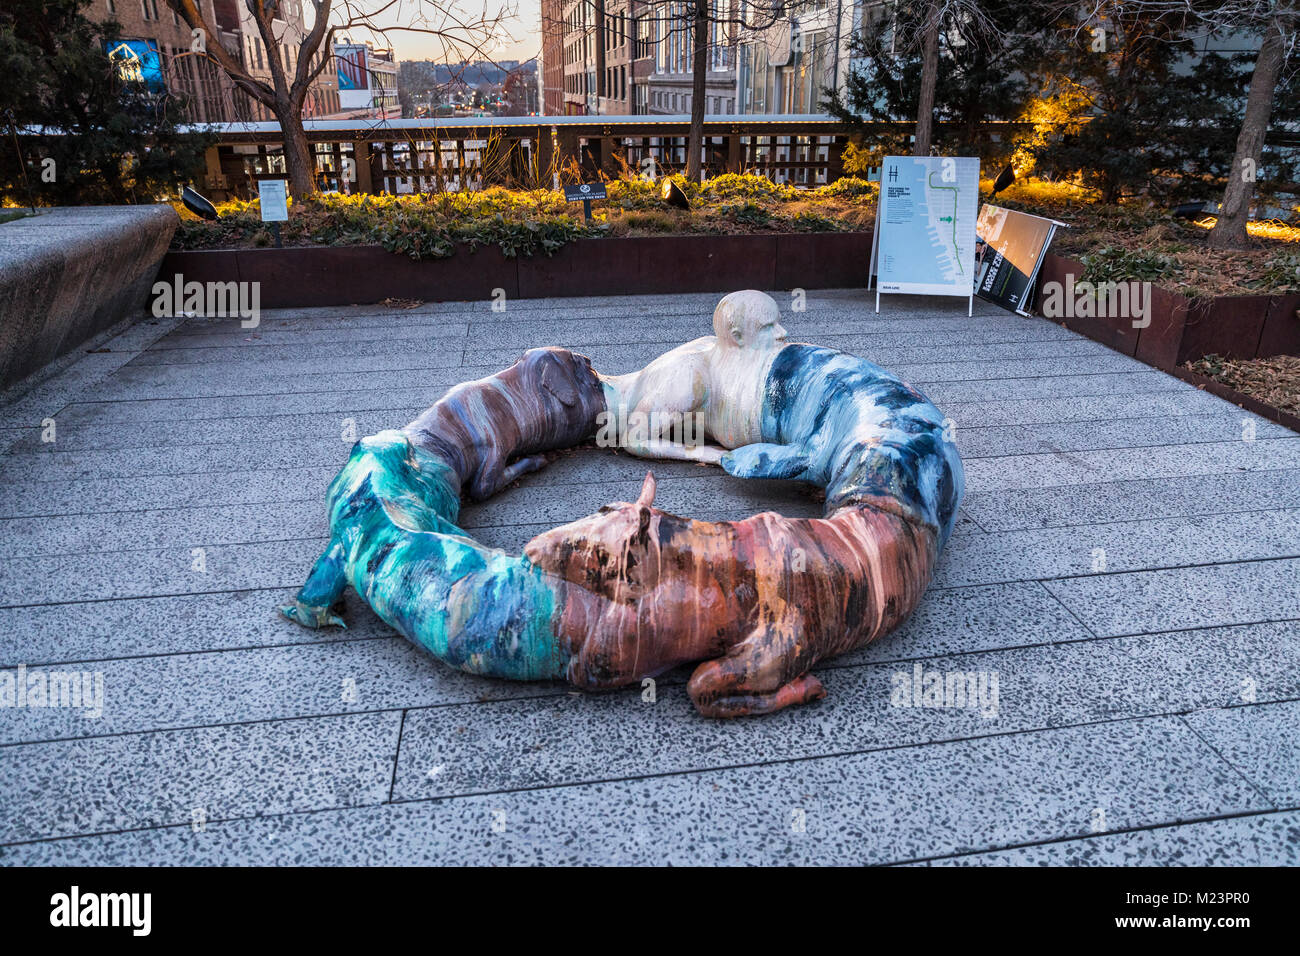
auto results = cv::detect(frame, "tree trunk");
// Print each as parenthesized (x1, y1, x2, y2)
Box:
(1208, 8, 1292, 250)
(273, 98, 317, 199)
(686, 0, 708, 181)
(913, 8, 939, 156)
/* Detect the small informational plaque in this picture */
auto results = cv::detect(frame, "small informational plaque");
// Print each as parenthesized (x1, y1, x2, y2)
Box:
(257, 179, 289, 222)
(563, 182, 607, 202)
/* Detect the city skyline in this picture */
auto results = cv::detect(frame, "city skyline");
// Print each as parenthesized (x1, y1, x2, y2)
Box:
(341, 0, 542, 65)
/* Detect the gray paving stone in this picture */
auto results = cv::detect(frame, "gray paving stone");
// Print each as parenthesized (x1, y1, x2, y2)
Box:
(464, 345, 1142, 381)
(11, 402, 1266, 463)
(54, 384, 458, 426)
(130, 336, 469, 368)
(933, 508, 1300, 586)
(389, 622, 1300, 801)
(0, 465, 337, 519)
(1045, 558, 1300, 635)
(3, 288, 1292, 865)
(0, 587, 394, 664)
(0, 501, 322, 558)
(1185, 700, 1300, 806)
(0, 636, 561, 744)
(941, 389, 1245, 427)
(0, 712, 399, 844)
(0, 439, 353, 484)
(157, 321, 467, 349)
(965, 438, 1300, 492)
(964, 469, 1300, 531)
(0, 716, 1262, 864)
(920, 370, 1191, 403)
(0, 537, 324, 605)
(837, 582, 1093, 662)
(162, 312, 1069, 351)
(92, 357, 463, 401)
(4, 406, 422, 453)
(955, 414, 1291, 459)
(930, 811, 1300, 865)
(82, 363, 491, 403)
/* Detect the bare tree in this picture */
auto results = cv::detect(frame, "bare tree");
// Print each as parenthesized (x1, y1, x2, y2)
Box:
(1208, 1, 1295, 248)
(914, 4, 939, 155)
(545, 0, 797, 181)
(168, 0, 508, 197)
(879, 0, 1008, 156)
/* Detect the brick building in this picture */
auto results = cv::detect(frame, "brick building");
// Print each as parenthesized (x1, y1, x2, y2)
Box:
(91, 0, 340, 122)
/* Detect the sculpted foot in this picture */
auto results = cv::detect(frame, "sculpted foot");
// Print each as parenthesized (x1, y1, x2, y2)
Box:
(721, 442, 810, 481)
(500, 454, 548, 487)
(686, 621, 822, 717)
(284, 539, 348, 628)
(281, 598, 347, 629)
(690, 672, 826, 718)
(688, 443, 726, 465)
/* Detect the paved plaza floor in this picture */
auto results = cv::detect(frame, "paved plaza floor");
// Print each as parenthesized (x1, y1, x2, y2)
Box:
(0, 289, 1296, 864)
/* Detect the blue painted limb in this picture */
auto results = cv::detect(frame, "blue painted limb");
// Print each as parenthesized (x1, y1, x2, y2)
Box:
(280, 537, 349, 629)
(721, 442, 810, 480)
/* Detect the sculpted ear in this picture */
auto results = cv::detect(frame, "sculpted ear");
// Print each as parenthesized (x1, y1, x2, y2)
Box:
(538, 352, 579, 407)
(636, 471, 656, 507)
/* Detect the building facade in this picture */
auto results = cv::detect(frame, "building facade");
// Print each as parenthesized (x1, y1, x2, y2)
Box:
(92, 0, 340, 122)
(638, 1, 738, 115)
(735, 0, 857, 115)
(540, 0, 862, 117)
(540, 0, 567, 114)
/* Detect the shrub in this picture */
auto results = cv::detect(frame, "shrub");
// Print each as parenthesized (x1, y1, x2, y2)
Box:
(1080, 245, 1183, 285)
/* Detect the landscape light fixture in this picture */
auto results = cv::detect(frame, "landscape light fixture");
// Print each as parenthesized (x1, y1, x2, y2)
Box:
(181, 185, 219, 221)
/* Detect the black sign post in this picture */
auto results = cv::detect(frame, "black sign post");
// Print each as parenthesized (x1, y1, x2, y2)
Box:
(563, 182, 607, 222)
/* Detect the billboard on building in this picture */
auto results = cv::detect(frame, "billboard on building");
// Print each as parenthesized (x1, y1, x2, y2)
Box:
(336, 44, 369, 90)
(104, 39, 165, 92)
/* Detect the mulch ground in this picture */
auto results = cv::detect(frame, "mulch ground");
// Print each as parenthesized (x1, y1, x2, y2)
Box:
(1185, 354, 1300, 417)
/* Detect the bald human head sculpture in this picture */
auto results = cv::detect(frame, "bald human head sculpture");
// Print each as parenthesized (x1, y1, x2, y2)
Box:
(713, 289, 789, 351)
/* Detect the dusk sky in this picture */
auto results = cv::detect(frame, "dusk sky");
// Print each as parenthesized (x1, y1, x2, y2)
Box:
(335, 0, 542, 65)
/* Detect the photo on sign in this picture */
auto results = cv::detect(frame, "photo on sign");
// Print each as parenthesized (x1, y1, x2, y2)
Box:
(974, 204, 1062, 316)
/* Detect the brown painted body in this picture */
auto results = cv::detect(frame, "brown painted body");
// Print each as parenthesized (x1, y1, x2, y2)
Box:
(403, 347, 606, 501)
(525, 474, 938, 717)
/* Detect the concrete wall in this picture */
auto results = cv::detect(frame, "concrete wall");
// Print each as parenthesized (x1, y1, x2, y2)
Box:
(0, 205, 178, 390)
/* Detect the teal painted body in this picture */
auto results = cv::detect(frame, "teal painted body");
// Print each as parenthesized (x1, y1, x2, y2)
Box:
(286, 430, 570, 681)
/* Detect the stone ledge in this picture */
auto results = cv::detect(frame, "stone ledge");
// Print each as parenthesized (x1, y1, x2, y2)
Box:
(0, 205, 178, 389)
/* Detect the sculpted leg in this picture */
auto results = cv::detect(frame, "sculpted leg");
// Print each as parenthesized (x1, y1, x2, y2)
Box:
(624, 437, 725, 465)
(496, 453, 548, 491)
(282, 538, 348, 629)
(686, 622, 826, 718)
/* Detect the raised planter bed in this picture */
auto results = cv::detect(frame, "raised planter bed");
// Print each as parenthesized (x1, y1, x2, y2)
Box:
(157, 232, 873, 309)
(1168, 365, 1300, 432)
(1033, 252, 1300, 370)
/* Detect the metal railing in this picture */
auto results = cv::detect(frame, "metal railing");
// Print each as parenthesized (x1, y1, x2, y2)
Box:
(193, 114, 878, 199)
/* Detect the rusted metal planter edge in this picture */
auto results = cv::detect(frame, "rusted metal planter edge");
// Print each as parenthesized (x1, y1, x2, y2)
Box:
(158, 232, 874, 309)
(1034, 252, 1300, 366)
